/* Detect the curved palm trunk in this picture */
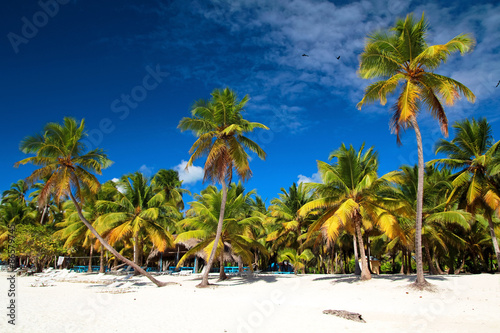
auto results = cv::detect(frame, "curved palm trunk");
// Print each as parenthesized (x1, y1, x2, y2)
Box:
(68, 191, 168, 287)
(199, 181, 228, 287)
(486, 216, 500, 272)
(411, 117, 427, 287)
(355, 217, 371, 281)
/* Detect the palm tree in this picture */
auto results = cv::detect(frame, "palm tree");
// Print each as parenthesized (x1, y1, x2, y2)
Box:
(430, 118, 500, 271)
(267, 183, 315, 272)
(357, 13, 475, 287)
(15, 117, 168, 286)
(178, 87, 268, 287)
(175, 183, 267, 280)
(299, 143, 402, 280)
(278, 248, 314, 275)
(152, 169, 189, 210)
(391, 165, 471, 274)
(1, 180, 29, 205)
(96, 172, 176, 273)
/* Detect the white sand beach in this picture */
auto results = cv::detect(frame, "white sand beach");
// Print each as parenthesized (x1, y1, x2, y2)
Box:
(1, 271, 499, 333)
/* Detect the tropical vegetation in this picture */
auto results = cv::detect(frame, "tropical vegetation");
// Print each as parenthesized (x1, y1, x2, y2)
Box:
(2, 14, 497, 290)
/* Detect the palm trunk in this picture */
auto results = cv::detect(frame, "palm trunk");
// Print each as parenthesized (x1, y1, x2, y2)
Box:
(199, 181, 228, 287)
(423, 237, 437, 275)
(411, 117, 427, 287)
(355, 217, 371, 281)
(40, 205, 48, 224)
(219, 252, 227, 280)
(99, 245, 105, 273)
(68, 190, 168, 287)
(407, 250, 412, 274)
(133, 232, 140, 275)
(434, 257, 445, 275)
(353, 234, 361, 275)
(401, 249, 406, 274)
(88, 244, 93, 273)
(486, 216, 500, 272)
(366, 235, 373, 274)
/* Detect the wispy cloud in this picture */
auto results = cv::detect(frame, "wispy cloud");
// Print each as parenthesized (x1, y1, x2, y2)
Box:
(111, 177, 126, 193)
(297, 172, 321, 184)
(139, 164, 154, 177)
(174, 160, 204, 185)
(127, 0, 499, 134)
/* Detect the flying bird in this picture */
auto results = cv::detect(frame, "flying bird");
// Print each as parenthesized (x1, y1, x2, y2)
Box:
(496, 80, 500, 87)
(336, 56, 340, 60)
(302, 54, 309, 57)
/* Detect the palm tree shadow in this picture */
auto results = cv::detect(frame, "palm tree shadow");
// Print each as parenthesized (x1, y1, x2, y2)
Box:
(183, 274, 281, 286)
(313, 274, 448, 284)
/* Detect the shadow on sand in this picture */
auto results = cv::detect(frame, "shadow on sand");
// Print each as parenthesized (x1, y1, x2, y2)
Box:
(313, 273, 448, 285)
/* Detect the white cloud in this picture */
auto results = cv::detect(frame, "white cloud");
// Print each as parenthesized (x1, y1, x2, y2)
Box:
(133, 0, 499, 134)
(111, 177, 126, 193)
(174, 160, 204, 185)
(139, 164, 154, 177)
(297, 172, 321, 184)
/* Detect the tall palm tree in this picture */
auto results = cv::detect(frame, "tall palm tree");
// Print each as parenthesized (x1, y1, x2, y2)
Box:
(299, 143, 402, 280)
(357, 13, 475, 287)
(96, 172, 176, 273)
(430, 118, 500, 271)
(15, 117, 168, 286)
(178, 87, 268, 287)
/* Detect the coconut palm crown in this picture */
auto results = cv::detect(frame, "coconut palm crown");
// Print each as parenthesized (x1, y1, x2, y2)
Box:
(178, 87, 268, 184)
(357, 12, 475, 143)
(14, 117, 112, 207)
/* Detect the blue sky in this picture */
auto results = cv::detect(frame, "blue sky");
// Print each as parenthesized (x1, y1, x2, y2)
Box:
(1, 0, 499, 204)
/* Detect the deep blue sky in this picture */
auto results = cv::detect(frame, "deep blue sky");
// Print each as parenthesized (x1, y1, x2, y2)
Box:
(1, 0, 499, 204)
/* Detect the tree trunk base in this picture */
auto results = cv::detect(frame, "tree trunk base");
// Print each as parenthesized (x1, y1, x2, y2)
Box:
(410, 279, 435, 291)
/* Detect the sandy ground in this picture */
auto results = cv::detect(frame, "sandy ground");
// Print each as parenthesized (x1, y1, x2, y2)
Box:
(0, 271, 499, 333)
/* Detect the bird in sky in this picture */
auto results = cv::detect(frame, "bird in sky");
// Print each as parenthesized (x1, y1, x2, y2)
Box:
(336, 56, 340, 60)
(496, 80, 500, 87)
(302, 54, 309, 57)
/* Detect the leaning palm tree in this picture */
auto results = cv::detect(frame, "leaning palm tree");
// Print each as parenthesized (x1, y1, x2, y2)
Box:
(430, 118, 500, 271)
(299, 143, 402, 281)
(14, 117, 168, 287)
(178, 87, 268, 287)
(357, 13, 475, 287)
